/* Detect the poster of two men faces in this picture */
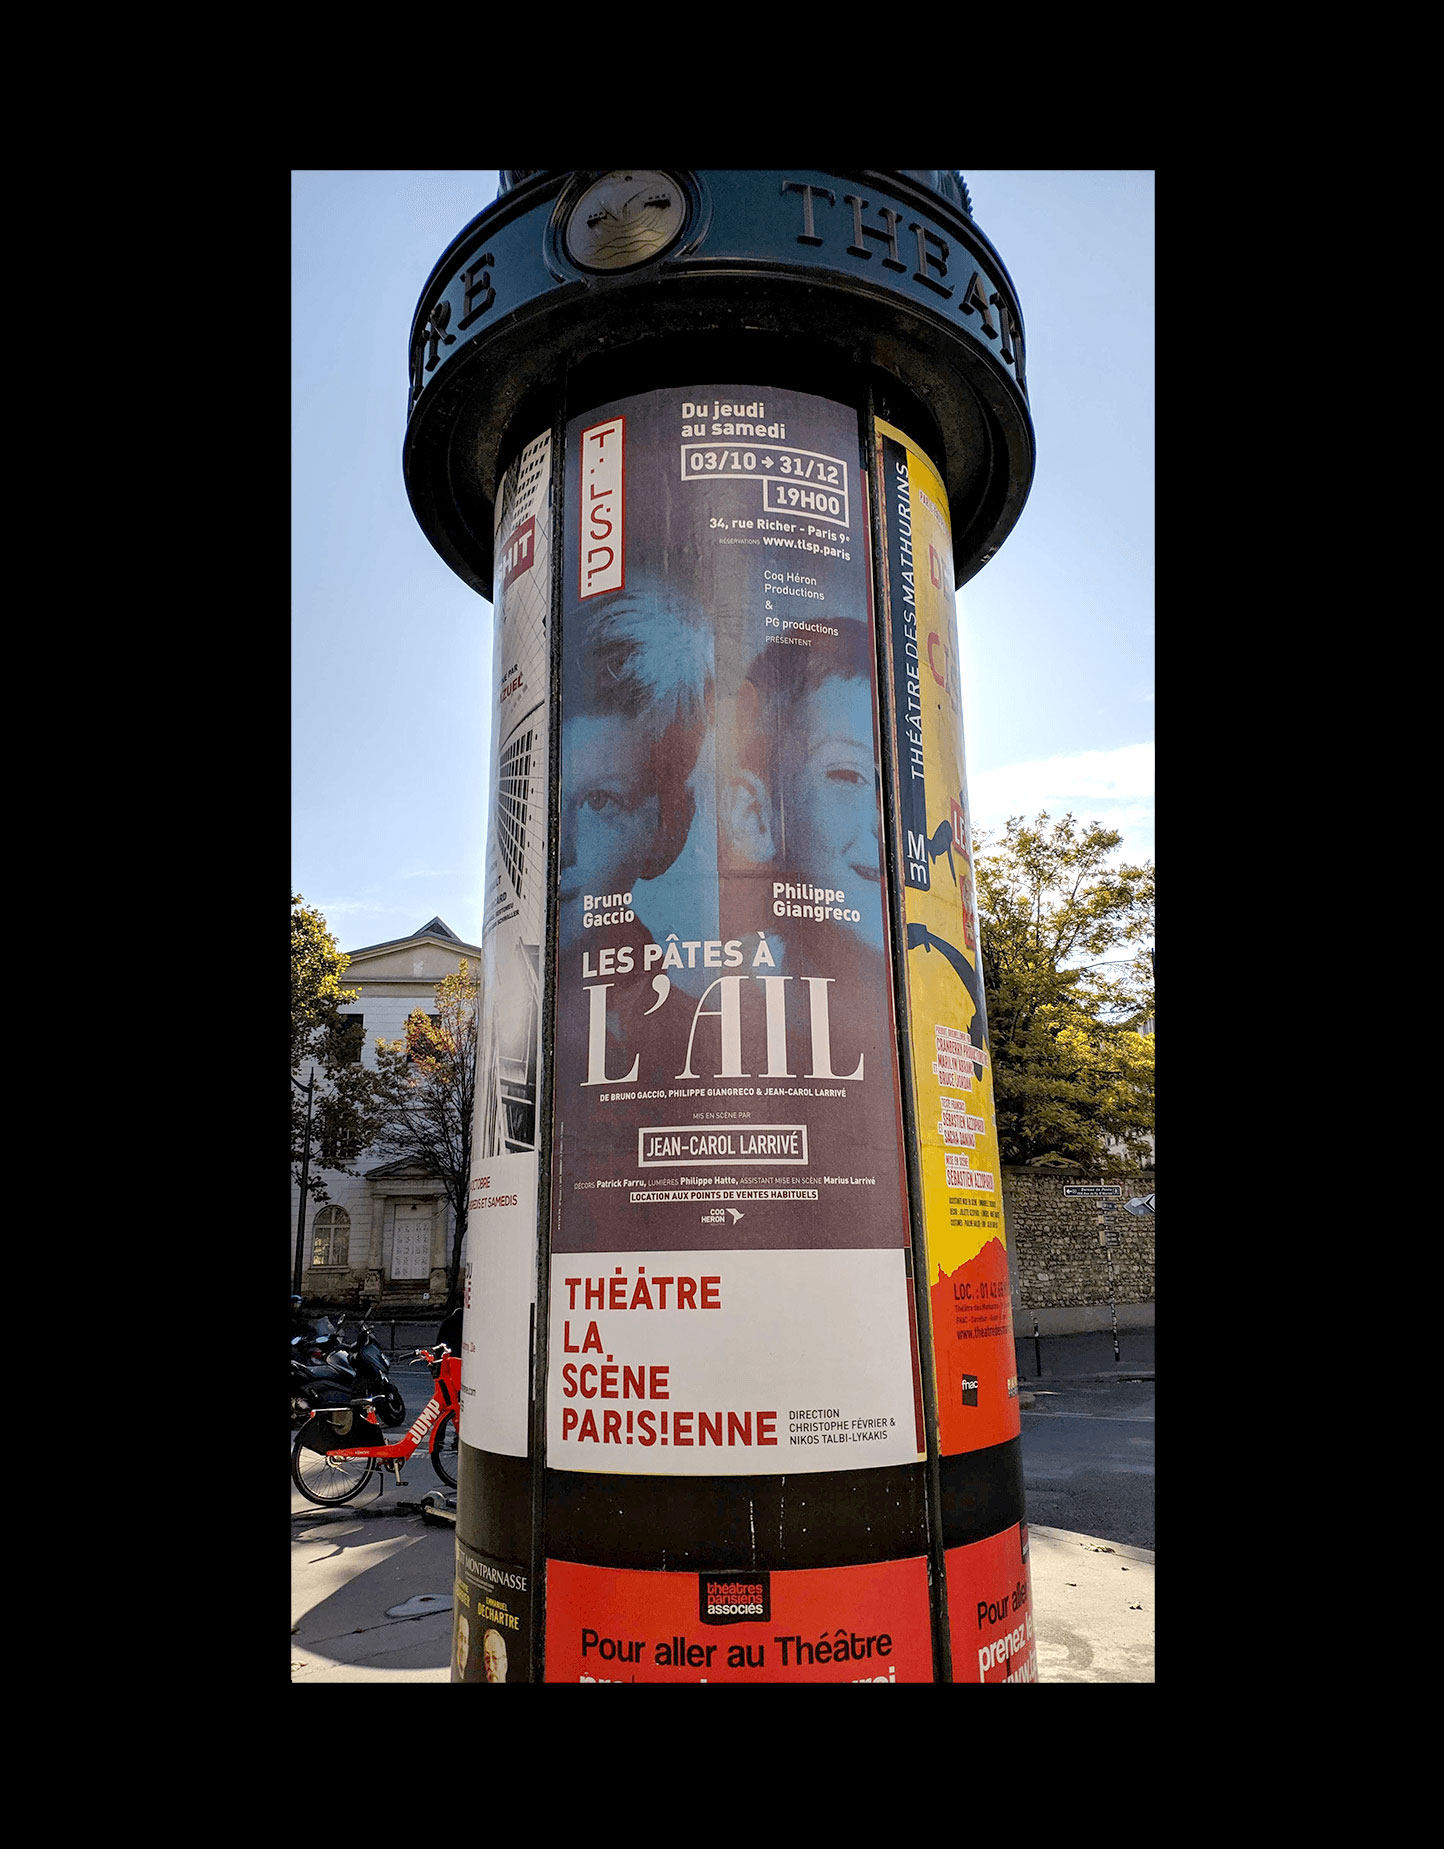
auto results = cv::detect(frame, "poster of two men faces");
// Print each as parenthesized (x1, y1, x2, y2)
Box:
(555, 383, 910, 1256)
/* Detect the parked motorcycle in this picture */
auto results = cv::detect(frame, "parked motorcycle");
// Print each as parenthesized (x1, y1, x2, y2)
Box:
(291, 1305, 407, 1430)
(291, 1310, 345, 1427)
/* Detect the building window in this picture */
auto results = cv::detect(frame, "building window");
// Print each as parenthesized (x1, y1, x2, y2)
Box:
(311, 1205, 351, 1267)
(336, 1013, 365, 1064)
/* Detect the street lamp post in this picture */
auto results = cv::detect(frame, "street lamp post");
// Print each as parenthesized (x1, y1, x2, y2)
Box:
(291, 1068, 316, 1297)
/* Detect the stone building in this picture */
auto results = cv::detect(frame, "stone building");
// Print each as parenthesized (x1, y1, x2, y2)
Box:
(291, 916, 481, 1308)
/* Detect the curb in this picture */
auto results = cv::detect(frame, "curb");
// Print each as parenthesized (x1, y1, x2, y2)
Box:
(1028, 1524, 1155, 1566)
(292, 1484, 459, 1523)
(1022, 1370, 1154, 1387)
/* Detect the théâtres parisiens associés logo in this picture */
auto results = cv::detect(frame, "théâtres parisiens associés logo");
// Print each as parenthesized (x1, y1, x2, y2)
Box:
(699, 1571, 771, 1625)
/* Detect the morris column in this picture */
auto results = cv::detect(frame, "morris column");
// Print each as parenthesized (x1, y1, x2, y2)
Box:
(403, 169, 1038, 1683)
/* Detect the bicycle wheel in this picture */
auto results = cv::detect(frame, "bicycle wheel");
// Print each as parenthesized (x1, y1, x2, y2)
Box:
(291, 1412, 378, 1506)
(431, 1408, 459, 1488)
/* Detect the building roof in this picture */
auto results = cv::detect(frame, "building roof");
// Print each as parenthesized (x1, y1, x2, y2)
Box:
(345, 917, 478, 960)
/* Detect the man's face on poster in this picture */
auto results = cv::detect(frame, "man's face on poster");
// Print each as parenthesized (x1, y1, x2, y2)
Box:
(775, 673, 883, 948)
(559, 712, 662, 949)
(483, 1629, 508, 1682)
(455, 1613, 470, 1675)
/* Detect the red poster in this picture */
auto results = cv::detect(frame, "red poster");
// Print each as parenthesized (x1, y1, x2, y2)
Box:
(945, 1522, 1038, 1683)
(545, 1555, 933, 1682)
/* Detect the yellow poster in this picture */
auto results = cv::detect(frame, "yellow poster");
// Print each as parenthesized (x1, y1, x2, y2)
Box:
(875, 420, 1020, 1454)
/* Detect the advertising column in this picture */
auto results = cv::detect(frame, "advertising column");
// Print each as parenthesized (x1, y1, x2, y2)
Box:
(543, 383, 935, 1682)
(875, 419, 1037, 1683)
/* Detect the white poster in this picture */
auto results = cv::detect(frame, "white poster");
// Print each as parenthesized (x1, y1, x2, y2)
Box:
(460, 1151, 537, 1456)
(459, 429, 552, 1458)
(546, 1247, 924, 1476)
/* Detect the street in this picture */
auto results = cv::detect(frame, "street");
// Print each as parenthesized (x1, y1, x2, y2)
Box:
(1020, 1374, 1155, 1551)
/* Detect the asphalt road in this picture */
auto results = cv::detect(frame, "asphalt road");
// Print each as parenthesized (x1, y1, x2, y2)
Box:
(1020, 1375, 1154, 1551)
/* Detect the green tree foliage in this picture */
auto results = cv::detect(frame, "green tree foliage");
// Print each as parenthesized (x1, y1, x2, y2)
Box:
(371, 961, 480, 1311)
(973, 813, 1154, 1172)
(291, 894, 387, 1202)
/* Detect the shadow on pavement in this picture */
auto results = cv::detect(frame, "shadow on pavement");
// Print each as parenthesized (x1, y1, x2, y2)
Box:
(291, 1493, 457, 1683)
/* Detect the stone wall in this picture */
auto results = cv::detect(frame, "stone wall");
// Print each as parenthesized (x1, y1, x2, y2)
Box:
(1001, 1168, 1154, 1332)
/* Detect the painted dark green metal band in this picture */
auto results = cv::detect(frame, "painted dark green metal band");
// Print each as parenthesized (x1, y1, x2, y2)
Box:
(402, 171, 1034, 601)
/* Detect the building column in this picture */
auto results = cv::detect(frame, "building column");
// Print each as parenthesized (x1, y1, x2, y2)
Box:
(364, 1191, 385, 1297)
(429, 1195, 450, 1298)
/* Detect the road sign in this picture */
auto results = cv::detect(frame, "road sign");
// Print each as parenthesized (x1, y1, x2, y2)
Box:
(1064, 1184, 1122, 1198)
(1124, 1195, 1154, 1216)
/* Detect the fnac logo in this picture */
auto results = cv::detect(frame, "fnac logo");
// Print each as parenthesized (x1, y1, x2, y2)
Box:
(960, 1374, 979, 1406)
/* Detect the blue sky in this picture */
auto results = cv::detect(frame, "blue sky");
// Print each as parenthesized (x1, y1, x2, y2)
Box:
(292, 170, 1153, 955)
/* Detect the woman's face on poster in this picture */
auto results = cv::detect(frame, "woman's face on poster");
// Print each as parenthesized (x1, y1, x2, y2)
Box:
(559, 712, 662, 945)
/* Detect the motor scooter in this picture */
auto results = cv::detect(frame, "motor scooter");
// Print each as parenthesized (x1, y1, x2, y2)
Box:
(292, 1299, 343, 1427)
(292, 1306, 407, 1429)
(292, 1329, 339, 1427)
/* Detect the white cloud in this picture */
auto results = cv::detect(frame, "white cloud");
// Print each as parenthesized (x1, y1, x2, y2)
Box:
(967, 743, 1154, 866)
(311, 897, 394, 920)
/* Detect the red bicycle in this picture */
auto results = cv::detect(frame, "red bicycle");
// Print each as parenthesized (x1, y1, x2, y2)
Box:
(290, 1344, 461, 1507)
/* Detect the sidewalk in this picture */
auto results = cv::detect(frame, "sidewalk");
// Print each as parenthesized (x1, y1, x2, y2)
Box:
(293, 1320, 1152, 1683)
(1026, 1525, 1154, 1683)
(291, 1486, 457, 1684)
(291, 1493, 1153, 1685)
(1015, 1324, 1155, 1383)
(294, 1320, 1151, 1682)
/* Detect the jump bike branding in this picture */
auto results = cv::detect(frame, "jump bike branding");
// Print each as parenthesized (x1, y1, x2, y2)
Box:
(290, 1342, 462, 1507)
